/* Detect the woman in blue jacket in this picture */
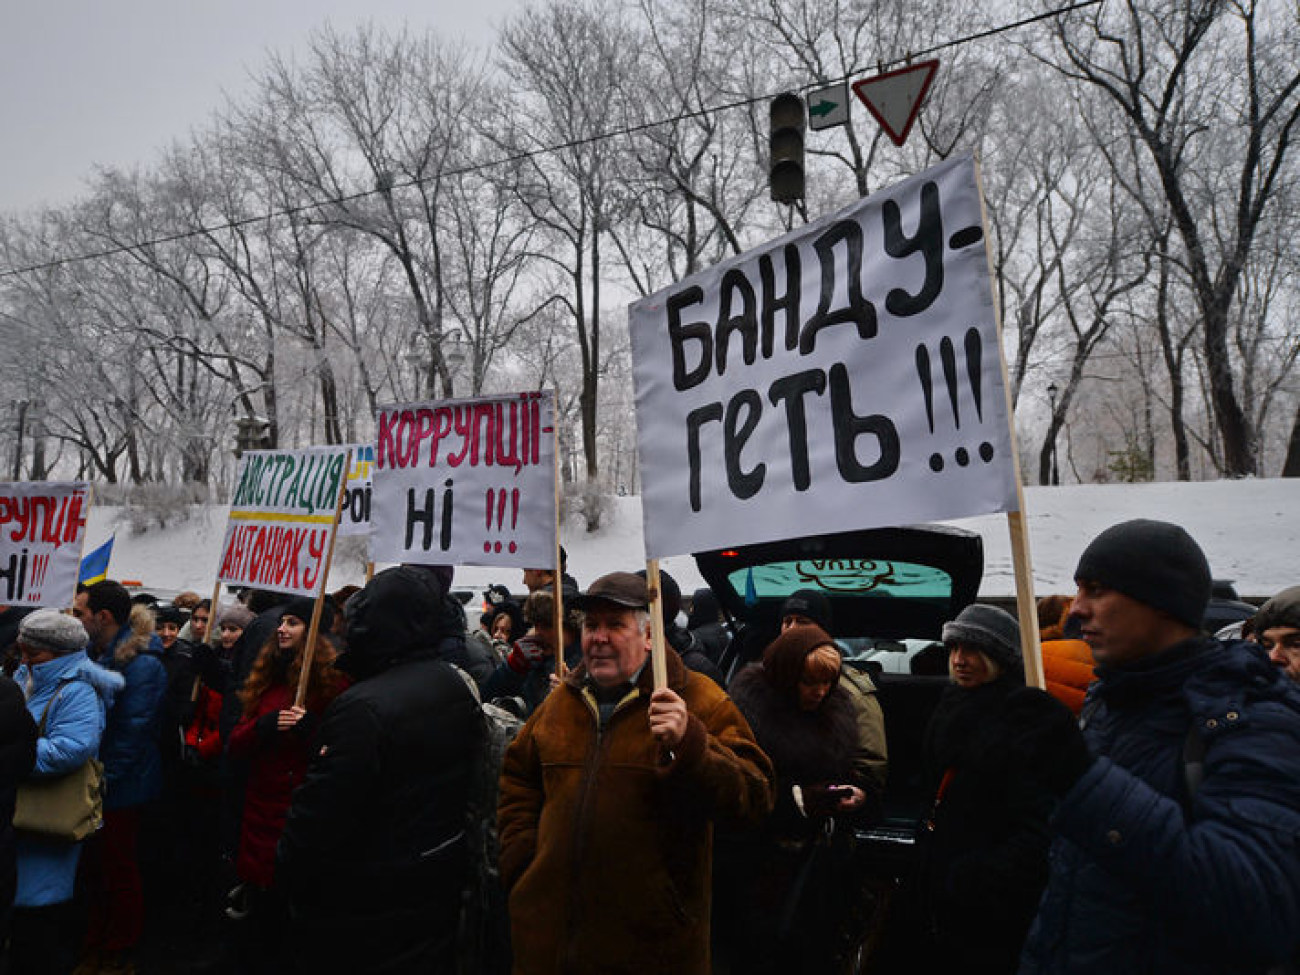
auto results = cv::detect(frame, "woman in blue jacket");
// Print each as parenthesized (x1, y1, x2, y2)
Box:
(6, 610, 122, 975)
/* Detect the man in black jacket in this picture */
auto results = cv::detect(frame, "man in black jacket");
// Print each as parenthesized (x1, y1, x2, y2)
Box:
(0, 672, 37, 956)
(277, 566, 484, 974)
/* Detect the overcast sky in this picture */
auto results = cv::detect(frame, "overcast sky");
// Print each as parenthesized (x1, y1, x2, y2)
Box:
(0, 0, 522, 215)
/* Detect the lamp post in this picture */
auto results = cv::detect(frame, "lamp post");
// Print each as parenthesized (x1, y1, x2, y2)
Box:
(406, 327, 469, 398)
(1047, 382, 1061, 486)
(11, 400, 27, 480)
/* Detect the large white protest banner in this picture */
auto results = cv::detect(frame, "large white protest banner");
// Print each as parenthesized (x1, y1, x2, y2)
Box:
(629, 153, 1018, 559)
(217, 447, 351, 597)
(337, 445, 375, 538)
(370, 391, 556, 568)
(0, 481, 90, 607)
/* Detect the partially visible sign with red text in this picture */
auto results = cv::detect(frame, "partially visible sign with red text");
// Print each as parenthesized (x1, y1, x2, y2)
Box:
(370, 392, 556, 569)
(0, 482, 91, 607)
(217, 447, 350, 597)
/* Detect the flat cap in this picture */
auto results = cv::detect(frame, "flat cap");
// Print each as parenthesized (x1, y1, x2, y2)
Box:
(574, 572, 650, 610)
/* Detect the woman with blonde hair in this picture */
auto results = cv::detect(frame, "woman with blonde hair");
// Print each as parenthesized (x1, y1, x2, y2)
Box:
(225, 598, 346, 974)
(916, 604, 1070, 973)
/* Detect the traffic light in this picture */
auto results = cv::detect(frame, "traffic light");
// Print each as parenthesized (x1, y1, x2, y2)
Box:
(769, 92, 806, 204)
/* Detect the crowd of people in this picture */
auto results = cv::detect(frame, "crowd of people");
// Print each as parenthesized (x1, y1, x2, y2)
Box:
(0, 518, 1297, 974)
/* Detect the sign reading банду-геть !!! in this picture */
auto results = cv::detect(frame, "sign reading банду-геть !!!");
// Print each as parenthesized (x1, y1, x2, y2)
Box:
(369, 391, 556, 569)
(217, 447, 350, 597)
(629, 153, 1018, 560)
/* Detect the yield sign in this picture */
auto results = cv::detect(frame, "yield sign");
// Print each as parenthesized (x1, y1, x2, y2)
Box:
(851, 59, 939, 147)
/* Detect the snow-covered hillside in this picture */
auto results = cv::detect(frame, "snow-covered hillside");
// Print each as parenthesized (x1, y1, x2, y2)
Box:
(83, 479, 1298, 602)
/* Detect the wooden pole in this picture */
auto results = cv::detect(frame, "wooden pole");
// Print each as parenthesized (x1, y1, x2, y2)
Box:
(194, 578, 225, 702)
(973, 155, 1045, 690)
(1008, 511, 1046, 690)
(645, 558, 668, 691)
(551, 390, 566, 681)
(206, 580, 224, 648)
(294, 449, 352, 708)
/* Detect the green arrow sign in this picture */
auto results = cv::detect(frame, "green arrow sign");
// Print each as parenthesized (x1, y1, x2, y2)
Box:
(806, 83, 849, 130)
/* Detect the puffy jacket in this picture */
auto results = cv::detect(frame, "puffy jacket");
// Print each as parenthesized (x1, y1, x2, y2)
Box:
(499, 648, 774, 975)
(12, 651, 122, 906)
(183, 684, 223, 765)
(0, 675, 37, 917)
(90, 607, 167, 811)
(1020, 638, 1300, 975)
(278, 566, 485, 973)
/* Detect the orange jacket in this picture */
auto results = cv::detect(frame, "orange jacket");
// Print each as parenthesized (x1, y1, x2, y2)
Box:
(1041, 639, 1094, 716)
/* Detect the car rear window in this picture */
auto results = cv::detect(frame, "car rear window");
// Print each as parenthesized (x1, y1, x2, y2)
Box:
(726, 558, 955, 602)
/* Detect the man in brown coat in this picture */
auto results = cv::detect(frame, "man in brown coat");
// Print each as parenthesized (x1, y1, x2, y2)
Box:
(498, 572, 774, 974)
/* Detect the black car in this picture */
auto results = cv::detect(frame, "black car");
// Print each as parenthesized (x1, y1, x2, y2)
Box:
(694, 524, 985, 971)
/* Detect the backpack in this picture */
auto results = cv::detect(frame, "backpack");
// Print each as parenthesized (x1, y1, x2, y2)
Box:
(450, 664, 524, 975)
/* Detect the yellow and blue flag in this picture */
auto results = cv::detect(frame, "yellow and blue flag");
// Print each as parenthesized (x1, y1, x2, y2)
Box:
(79, 536, 114, 586)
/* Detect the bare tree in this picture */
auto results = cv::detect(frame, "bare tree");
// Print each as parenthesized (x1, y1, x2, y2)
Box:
(499, 0, 643, 485)
(1034, 0, 1300, 475)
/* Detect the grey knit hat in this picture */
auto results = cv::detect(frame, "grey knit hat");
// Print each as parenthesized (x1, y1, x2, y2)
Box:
(942, 604, 1022, 670)
(1074, 519, 1211, 629)
(19, 609, 89, 655)
(219, 603, 256, 630)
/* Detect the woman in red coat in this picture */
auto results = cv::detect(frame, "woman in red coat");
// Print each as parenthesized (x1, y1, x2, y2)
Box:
(226, 598, 346, 974)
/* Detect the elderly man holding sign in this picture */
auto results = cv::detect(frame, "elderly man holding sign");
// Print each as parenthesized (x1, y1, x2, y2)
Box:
(498, 571, 774, 974)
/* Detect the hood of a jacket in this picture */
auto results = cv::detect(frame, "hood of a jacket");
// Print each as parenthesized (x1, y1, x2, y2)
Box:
(338, 566, 445, 679)
(18, 650, 126, 709)
(98, 603, 163, 670)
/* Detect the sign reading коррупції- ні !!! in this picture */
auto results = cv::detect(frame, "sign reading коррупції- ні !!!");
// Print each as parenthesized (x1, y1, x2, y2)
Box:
(217, 447, 351, 597)
(628, 153, 1018, 560)
(0, 481, 90, 607)
(368, 391, 557, 569)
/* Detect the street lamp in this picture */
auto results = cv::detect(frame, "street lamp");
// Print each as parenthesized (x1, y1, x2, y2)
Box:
(405, 327, 468, 398)
(1047, 382, 1061, 486)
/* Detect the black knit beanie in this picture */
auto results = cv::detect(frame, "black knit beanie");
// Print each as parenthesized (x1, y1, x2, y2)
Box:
(780, 589, 833, 632)
(280, 595, 336, 633)
(1074, 519, 1211, 629)
(942, 603, 1021, 671)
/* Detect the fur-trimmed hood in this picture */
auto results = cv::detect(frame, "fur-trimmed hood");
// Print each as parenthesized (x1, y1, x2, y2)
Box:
(101, 603, 163, 670)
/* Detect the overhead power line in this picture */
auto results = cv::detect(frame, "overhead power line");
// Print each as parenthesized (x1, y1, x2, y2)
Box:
(0, 0, 1102, 282)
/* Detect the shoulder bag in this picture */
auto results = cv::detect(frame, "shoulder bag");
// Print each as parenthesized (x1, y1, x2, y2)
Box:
(13, 682, 104, 842)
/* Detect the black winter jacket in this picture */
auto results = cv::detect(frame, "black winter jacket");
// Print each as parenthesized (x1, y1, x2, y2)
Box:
(1020, 638, 1300, 975)
(0, 674, 38, 924)
(918, 676, 1061, 973)
(277, 567, 485, 975)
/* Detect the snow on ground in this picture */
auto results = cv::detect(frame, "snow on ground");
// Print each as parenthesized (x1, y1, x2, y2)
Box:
(86, 478, 1298, 603)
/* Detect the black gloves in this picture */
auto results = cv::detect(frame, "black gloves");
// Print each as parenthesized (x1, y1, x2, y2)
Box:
(1007, 689, 1095, 796)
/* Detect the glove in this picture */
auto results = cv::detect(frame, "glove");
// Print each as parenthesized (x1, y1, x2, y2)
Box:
(1007, 690, 1094, 795)
(797, 783, 847, 819)
(507, 635, 549, 674)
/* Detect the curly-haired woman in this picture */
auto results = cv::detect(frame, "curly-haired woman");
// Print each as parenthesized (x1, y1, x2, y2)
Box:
(226, 598, 346, 974)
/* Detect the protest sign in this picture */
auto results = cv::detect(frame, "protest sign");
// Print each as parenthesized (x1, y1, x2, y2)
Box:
(337, 445, 375, 537)
(370, 391, 557, 568)
(0, 481, 91, 607)
(629, 152, 1018, 559)
(216, 446, 351, 596)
